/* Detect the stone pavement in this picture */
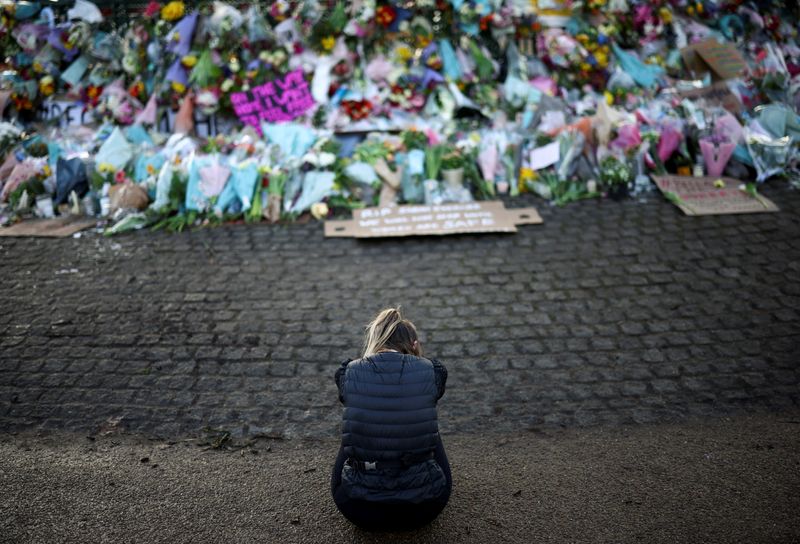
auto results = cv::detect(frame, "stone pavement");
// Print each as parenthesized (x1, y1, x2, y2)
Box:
(1, 184, 799, 439)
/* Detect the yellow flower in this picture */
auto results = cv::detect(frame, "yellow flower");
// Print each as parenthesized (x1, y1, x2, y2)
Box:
(321, 36, 335, 51)
(397, 46, 413, 61)
(604, 91, 614, 105)
(161, 1, 185, 21)
(580, 62, 592, 72)
(659, 8, 673, 24)
(39, 76, 55, 96)
(696, 2, 703, 14)
(146, 164, 156, 176)
(181, 55, 197, 68)
(687, 5, 695, 16)
(714, 179, 726, 188)
(595, 51, 608, 67)
(98, 163, 116, 174)
(42, 164, 52, 177)
(519, 167, 536, 181)
(171, 81, 186, 93)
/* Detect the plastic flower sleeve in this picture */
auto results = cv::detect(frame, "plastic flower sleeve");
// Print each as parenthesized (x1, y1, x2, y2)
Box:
(186, 156, 222, 211)
(68, 0, 103, 24)
(556, 130, 586, 182)
(246, 6, 271, 43)
(214, 161, 259, 214)
(657, 123, 683, 163)
(166, 59, 189, 92)
(134, 94, 158, 126)
(478, 141, 499, 183)
(133, 153, 166, 184)
(1, 159, 46, 202)
(287, 170, 336, 214)
(54, 157, 89, 206)
(165, 11, 198, 58)
(261, 124, 316, 159)
(151, 161, 174, 211)
(745, 129, 793, 183)
(611, 43, 664, 89)
(61, 55, 90, 87)
(94, 127, 133, 172)
(173, 94, 195, 135)
(700, 139, 736, 177)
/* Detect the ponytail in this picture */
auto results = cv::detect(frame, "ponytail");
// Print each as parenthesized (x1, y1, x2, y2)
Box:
(362, 307, 421, 357)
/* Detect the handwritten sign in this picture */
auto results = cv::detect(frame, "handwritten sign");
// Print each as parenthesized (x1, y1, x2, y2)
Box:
(681, 39, 747, 81)
(325, 201, 543, 238)
(38, 100, 92, 127)
(230, 70, 314, 132)
(653, 175, 779, 216)
(678, 82, 742, 114)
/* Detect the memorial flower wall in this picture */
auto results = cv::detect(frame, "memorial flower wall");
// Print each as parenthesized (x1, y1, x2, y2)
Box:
(0, 0, 798, 233)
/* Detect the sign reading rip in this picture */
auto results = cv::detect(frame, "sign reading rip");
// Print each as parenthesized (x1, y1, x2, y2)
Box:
(230, 69, 315, 132)
(653, 175, 779, 216)
(324, 201, 543, 238)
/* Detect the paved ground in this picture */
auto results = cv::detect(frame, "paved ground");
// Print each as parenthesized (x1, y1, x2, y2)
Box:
(1, 184, 799, 439)
(2, 412, 799, 543)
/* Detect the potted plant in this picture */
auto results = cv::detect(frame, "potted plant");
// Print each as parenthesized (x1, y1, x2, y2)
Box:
(440, 150, 465, 188)
(599, 155, 632, 201)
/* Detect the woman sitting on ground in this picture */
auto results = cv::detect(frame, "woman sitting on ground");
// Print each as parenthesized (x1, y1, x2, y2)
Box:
(331, 307, 452, 531)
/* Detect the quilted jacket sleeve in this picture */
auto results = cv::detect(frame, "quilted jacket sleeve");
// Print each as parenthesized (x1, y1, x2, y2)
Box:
(334, 358, 353, 404)
(431, 358, 448, 401)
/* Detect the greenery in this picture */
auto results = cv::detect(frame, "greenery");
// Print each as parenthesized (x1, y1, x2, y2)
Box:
(598, 156, 632, 188)
(441, 151, 465, 171)
(425, 145, 445, 180)
(401, 130, 428, 151)
(535, 171, 599, 207)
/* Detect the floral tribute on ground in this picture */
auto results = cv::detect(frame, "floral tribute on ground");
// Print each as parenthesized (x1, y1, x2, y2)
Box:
(0, 0, 798, 234)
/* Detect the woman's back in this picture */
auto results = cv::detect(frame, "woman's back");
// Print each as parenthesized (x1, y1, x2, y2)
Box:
(339, 353, 440, 463)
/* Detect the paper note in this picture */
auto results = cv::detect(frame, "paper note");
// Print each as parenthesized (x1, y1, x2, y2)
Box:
(529, 141, 560, 170)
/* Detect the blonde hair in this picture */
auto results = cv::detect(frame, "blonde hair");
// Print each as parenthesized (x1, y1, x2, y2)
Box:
(362, 307, 421, 358)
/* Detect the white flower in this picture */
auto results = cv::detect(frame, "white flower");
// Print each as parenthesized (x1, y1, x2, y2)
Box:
(310, 202, 329, 220)
(318, 152, 336, 168)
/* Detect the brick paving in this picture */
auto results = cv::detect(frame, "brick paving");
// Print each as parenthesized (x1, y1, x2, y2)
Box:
(1, 185, 799, 438)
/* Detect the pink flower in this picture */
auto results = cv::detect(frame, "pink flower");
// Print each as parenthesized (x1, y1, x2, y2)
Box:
(144, 1, 160, 18)
(115, 170, 127, 183)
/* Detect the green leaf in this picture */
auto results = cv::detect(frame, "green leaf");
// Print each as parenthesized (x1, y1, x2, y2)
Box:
(329, 2, 347, 33)
(189, 49, 222, 88)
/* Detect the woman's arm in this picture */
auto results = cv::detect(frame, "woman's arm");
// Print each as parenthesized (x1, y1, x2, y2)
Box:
(431, 359, 447, 400)
(334, 358, 353, 404)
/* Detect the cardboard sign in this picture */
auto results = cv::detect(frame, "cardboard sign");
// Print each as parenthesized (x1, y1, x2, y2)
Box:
(653, 175, 779, 216)
(325, 201, 543, 238)
(681, 39, 747, 81)
(0, 216, 96, 238)
(230, 70, 314, 132)
(678, 82, 742, 114)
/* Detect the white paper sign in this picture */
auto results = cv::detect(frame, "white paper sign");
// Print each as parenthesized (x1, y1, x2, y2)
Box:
(529, 141, 560, 170)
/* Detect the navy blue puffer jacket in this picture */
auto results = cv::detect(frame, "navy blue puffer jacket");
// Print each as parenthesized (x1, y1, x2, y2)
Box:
(335, 352, 448, 503)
